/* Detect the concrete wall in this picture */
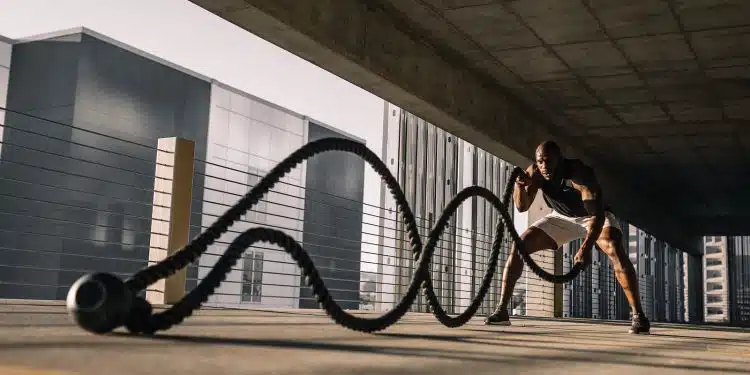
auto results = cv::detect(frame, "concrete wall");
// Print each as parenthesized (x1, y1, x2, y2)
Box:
(200, 82, 306, 308)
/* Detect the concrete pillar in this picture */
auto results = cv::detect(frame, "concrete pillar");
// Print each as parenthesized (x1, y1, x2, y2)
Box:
(523, 190, 555, 317)
(146, 137, 195, 305)
(553, 245, 564, 317)
(683, 252, 705, 323)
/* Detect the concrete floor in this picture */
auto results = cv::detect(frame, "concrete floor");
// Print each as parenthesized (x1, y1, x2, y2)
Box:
(1, 300, 749, 375)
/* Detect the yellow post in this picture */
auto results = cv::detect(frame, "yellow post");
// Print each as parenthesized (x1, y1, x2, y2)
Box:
(554, 247, 564, 317)
(146, 137, 195, 305)
(525, 190, 556, 317)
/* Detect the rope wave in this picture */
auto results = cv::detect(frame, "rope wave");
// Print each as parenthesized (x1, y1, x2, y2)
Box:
(65, 137, 583, 335)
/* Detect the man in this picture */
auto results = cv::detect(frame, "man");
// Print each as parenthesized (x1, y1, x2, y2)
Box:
(484, 140, 650, 334)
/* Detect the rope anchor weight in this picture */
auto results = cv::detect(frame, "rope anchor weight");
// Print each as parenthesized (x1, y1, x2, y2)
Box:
(66, 137, 584, 335)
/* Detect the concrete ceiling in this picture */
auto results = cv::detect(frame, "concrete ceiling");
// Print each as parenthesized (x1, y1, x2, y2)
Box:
(377, 0, 750, 234)
(189, 0, 748, 245)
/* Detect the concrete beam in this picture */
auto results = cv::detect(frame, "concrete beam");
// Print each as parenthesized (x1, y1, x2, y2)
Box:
(188, 0, 701, 255)
(688, 216, 750, 236)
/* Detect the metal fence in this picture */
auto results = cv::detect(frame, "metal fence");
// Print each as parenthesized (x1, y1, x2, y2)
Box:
(0, 107, 528, 316)
(0, 105, 708, 326)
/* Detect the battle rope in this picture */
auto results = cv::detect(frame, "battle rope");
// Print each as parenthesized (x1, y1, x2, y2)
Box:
(65, 137, 584, 335)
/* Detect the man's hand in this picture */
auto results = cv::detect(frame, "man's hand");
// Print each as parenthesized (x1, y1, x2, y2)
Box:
(516, 165, 540, 187)
(515, 170, 533, 187)
(573, 241, 594, 267)
(512, 165, 541, 212)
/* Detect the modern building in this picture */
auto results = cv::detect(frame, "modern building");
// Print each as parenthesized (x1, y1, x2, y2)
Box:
(727, 236, 750, 324)
(702, 235, 750, 324)
(703, 236, 730, 322)
(379, 104, 695, 323)
(377, 103, 517, 316)
(0, 27, 366, 309)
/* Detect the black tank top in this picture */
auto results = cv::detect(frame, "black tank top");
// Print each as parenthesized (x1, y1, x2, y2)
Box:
(540, 159, 597, 218)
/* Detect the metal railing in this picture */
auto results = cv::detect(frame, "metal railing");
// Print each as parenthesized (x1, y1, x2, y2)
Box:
(0, 106, 727, 326)
(0, 106, 560, 317)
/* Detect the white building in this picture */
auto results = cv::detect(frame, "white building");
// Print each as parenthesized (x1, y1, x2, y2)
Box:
(200, 82, 310, 308)
(704, 236, 729, 322)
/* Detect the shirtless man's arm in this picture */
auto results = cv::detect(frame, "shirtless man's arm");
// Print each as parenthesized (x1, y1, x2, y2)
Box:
(569, 161, 605, 265)
(513, 165, 542, 212)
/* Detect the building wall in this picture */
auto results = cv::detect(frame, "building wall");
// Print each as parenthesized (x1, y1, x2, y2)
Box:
(704, 236, 729, 322)
(69, 34, 211, 296)
(200, 82, 306, 308)
(379, 105, 516, 316)
(0, 34, 85, 299)
(298, 121, 365, 310)
(375, 103, 400, 311)
(0, 31, 211, 299)
(727, 236, 750, 324)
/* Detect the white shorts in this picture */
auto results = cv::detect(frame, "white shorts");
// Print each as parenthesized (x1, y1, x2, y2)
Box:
(529, 210, 620, 248)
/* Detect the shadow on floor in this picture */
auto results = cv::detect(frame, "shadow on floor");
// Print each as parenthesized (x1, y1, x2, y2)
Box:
(98, 330, 750, 373)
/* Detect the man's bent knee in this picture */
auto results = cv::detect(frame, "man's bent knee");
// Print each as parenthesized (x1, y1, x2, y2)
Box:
(519, 227, 558, 254)
(596, 227, 630, 264)
(597, 225, 623, 243)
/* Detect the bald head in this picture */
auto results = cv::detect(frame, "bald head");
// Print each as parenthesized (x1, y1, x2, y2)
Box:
(535, 140, 562, 180)
(536, 140, 561, 158)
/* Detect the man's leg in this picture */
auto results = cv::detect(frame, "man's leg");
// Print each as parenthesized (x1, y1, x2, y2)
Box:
(485, 219, 564, 325)
(595, 223, 650, 334)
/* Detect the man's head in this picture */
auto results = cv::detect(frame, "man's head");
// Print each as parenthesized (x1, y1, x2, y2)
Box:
(535, 140, 562, 180)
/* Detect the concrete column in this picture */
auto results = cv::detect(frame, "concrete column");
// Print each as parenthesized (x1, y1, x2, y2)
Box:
(553, 246, 564, 317)
(146, 137, 195, 305)
(523, 190, 555, 317)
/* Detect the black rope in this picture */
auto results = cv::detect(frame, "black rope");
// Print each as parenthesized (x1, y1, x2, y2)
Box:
(65, 137, 584, 335)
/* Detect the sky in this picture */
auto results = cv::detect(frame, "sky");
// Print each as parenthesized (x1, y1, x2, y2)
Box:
(0, 0, 388, 272)
(0, 0, 385, 155)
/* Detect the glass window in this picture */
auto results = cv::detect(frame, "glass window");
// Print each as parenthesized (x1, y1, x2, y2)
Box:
(241, 251, 264, 303)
